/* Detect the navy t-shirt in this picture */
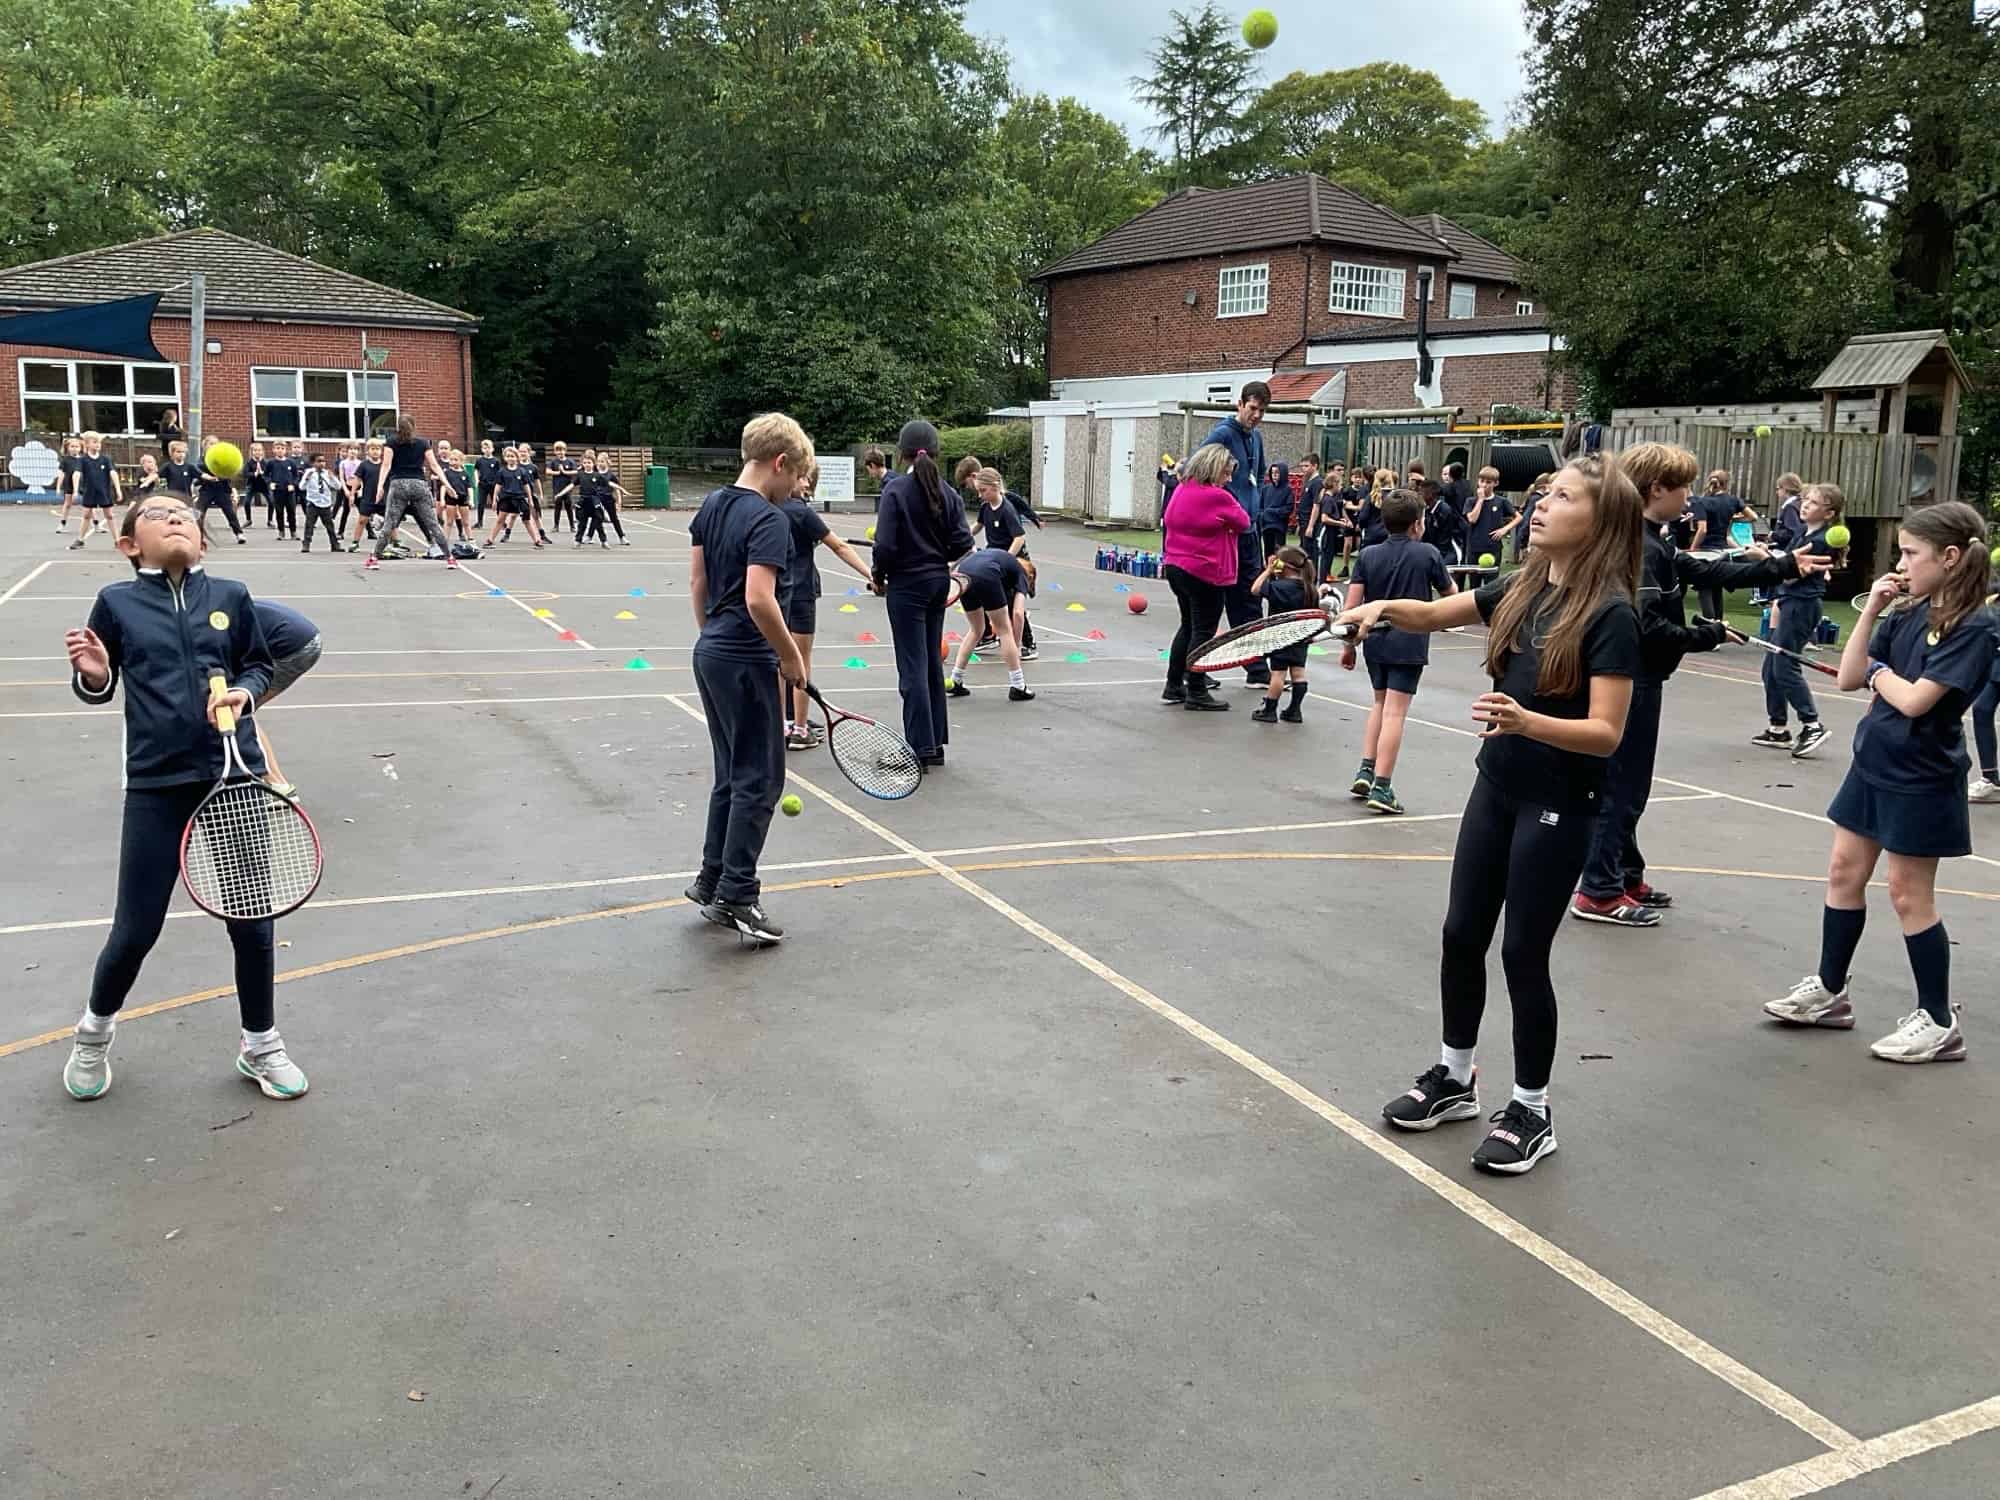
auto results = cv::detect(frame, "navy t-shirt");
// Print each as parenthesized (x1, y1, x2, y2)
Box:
(1262, 574, 1308, 614)
(162, 460, 201, 494)
(475, 455, 501, 495)
(75, 454, 117, 505)
(1473, 578, 1642, 811)
(1776, 525, 1833, 600)
(779, 496, 830, 601)
(957, 546, 1029, 600)
(1464, 492, 1516, 563)
(691, 485, 791, 664)
(1697, 493, 1744, 549)
(548, 458, 581, 495)
(496, 464, 533, 500)
(196, 469, 234, 507)
(254, 600, 319, 659)
(1852, 602, 1998, 792)
(354, 459, 382, 506)
(1354, 535, 1453, 666)
(978, 499, 1024, 552)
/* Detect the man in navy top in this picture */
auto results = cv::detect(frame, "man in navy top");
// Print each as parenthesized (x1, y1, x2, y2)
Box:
(1202, 380, 1272, 685)
(686, 412, 810, 946)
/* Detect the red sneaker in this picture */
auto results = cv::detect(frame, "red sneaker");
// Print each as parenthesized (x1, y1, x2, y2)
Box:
(1624, 881, 1672, 909)
(1570, 892, 1661, 927)
(363, 556, 379, 571)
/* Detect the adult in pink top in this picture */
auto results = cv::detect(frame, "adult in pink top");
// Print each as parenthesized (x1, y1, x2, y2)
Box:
(1161, 443, 1251, 710)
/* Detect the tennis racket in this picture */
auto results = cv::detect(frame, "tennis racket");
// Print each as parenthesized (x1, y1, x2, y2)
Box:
(1713, 622, 1840, 678)
(804, 683, 923, 800)
(180, 674, 324, 920)
(1186, 609, 1362, 674)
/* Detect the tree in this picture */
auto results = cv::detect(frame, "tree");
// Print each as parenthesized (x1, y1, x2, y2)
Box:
(586, 0, 1012, 444)
(0, 0, 210, 267)
(1246, 64, 1486, 202)
(993, 94, 1160, 401)
(196, 0, 644, 433)
(1133, 2, 1261, 189)
(1400, 132, 1556, 258)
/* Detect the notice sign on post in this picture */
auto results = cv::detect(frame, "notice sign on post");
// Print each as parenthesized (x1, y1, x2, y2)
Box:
(816, 454, 856, 510)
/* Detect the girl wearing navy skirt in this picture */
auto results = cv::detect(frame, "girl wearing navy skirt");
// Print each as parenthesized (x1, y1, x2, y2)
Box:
(1248, 545, 1314, 724)
(1337, 455, 1644, 1174)
(872, 420, 973, 768)
(1763, 501, 1996, 1063)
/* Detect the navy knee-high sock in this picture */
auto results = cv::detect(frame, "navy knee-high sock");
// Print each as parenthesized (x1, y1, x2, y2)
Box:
(1819, 905, 1866, 993)
(1904, 921, 1951, 1026)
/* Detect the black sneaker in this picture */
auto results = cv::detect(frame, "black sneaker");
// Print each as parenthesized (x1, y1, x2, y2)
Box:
(1250, 700, 1278, 723)
(1278, 705, 1303, 724)
(1019, 646, 1038, 661)
(1382, 1064, 1480, 1131)
(708, 899, 783, 944)
(1160, 685, 1187, 704)
(1792, 721, 1828, 758)
(1184, 692, 1230, 712)
(946, 679, 971, 698)
(685, 879, 720, 913)
(1750, 727, 1792, 749)
(1349, 762, 1376, 798)
(1008, 686, 1036, 701)
(1471, 1101, 1557, 1175)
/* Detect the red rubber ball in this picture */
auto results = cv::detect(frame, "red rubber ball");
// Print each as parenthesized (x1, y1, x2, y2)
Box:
(1127, 593, 1148, 614)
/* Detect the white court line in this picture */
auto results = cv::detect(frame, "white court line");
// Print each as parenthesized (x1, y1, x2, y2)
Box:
(658, 691, 1857, 1454)
(1649, 773, 2000, 872)
(1689, 1393, 2000, 1499)
(0, 559, 53, 607)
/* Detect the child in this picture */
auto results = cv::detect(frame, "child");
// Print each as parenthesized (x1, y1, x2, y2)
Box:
(1462, 465, 1519, 567)
(437, 444, 472, 543)
(945, 549, 1038, 703)
(299, 452, 344, 552)
(1764, 501, 1996, 1062)
(863, 445, 891, 495)
(686, 413, 812, 945)
(1342, 489, 1456, 812)
(244, 442, 279, 538)
(547, 440, 579, 534)
(473, 439, 500, 529)
(1750, 482, 1841, 758)
(125, 452, 164, 525)
(484, 445, 549, 549)
(873, 419, 976, 763)
(1971, 566, 2000, 804)
(592, 451, 632, 546)
(1246, 545, 1314, 724)
(65, 432, 122, 549)
(1691, 470, 1755, 617)
(1765, 472, 1805, 551)
(1295, 455, 1323, 572)
(161, 439, 201, 500)
(1256, 463, 1293, 561)
(349, 437, 384, 548)
(54, 435, 85, 532)
(196, 438, 247, 543)
(61, 496, 306, 1102)
(1339, 455, 1644, 1173)
(1421, 478, 1465, 566)
(1516, 473, 1552, 560)
(573, 452, 607, 546)
(971, 467, 1038, 657)
(1353, 467, 1393, 551)
(780, 459, 871, 747)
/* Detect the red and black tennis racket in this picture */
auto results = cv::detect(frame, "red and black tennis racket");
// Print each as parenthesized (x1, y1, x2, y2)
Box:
(804, 683, 923, 800)
(1186, 609, 1362, 674)
(180, 674, 324, 920)
(1713, 622, 1840, 678)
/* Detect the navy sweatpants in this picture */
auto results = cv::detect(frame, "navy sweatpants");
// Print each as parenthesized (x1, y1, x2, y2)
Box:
(1577, 677, 1661, 899)
(1762, 597, 1823, 726)
(692, 648, 786, 904)
(886, 573, 950, 758)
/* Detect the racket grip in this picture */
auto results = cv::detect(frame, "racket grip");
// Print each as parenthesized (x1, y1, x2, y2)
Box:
(209, 672, 236, 733)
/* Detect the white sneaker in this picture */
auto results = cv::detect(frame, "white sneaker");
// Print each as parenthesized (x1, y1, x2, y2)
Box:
(1969, 778, 2000, 804)
(1763, 974, 1855, 1028)
(63, 1025, 114, 1099)
(1869, 1006, 1966, 1063)
(236, 1036, 309, 1098)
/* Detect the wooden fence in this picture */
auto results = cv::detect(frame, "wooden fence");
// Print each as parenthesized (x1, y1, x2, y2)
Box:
(1605, 423, 1962, 518)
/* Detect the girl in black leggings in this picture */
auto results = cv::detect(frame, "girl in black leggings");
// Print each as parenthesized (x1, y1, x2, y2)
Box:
(1338, 455, 1645, 1175)
(61, 497, 309, 1104)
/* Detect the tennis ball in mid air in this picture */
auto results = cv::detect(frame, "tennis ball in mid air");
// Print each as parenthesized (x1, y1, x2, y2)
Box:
(1478, 552, 1497, 568)
(865, 524, 877, 541)
(1753, 424, 1773, 439)
(204, 440, 244, 478)
(1824, 524, 1851, 548)
(780, 793, 803, 817)
(1241, 8, 1278, 48)
(1991, 543, 2000, 567)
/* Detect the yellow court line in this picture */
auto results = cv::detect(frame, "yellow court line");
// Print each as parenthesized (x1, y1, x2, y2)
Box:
(1689, 1392, 2000, 1499)
(656, 693, 1860, 1455)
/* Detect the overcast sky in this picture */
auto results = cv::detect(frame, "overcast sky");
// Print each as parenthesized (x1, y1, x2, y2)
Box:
(964, 0, 1533, 142)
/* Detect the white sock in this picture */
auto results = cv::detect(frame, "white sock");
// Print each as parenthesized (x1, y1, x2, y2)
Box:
(77, 1011, 114, 1037)
(1441, 1045, 1474, 1083)
(1008, 669, 1025, 688)
(1511, 1083, 1549, 1115)
(242, 1026, 279, 1050)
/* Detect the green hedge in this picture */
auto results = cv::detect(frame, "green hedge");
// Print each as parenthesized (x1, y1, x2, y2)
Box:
(936, 423, 1030, 494)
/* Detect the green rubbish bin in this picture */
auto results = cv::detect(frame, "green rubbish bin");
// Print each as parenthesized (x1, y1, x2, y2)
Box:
(644, 465, 671, 508)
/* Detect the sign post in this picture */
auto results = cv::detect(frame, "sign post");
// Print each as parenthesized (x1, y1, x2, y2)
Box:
(816, 454, 856, 512)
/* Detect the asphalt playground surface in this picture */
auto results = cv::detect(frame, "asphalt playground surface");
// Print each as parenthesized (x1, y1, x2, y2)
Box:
(1, 504, 1997, 1499)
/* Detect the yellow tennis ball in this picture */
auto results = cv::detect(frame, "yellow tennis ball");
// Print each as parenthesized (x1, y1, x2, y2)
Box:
(204, 440, 243, 478)
(1478, 552, 1497, 568)
(1990, 544, 2000, 567)
(943, 676, 956, 691)
(1241, 8, 1278, 48)
(780, 793, 803, 817)
(1753, 424, 1773, 439)
(1824, 524, 1851, 548)
(866, 524, 877, 541)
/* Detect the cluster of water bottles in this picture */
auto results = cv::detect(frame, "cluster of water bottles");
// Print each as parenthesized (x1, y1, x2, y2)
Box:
(1094, 545, 1161, 578)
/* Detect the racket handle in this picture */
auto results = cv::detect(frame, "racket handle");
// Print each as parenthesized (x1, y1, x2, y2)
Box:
(209, 672, 236, 733)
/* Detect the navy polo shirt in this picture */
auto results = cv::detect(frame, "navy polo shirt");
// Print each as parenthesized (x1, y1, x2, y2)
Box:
(1853, 603, 1998, 792)
(691, 485, 791, 664)
(1353, 534, 1453, 666)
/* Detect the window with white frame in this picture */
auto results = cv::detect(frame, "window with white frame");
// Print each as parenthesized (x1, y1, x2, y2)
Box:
(1216, 263, 1269, 319)
(251, 368, 399, 440)
(19, 358, 180, 435)
(1327, 262, 1406, 318)
(1447, 280, 1479, 319)
(1516, 299, 1536, 315)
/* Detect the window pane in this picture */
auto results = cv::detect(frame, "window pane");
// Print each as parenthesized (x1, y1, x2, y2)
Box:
(359, 407, 397, 439)
(23, 362, 71, 394)
(358, 373, 396, 403)
(305, 405, 351, 439)
(77, 362, 127, 396)
(131, 365, 177, 396)
(132, 400, 175, 434)
(1448, 282, 1478, 319)
(253, 369, 299, 401)
(256, 404, 303, 439)
(303, 372, 347, 403)
(1217, 264, 1269, 318)
(24, 398, 72, 433)
(1329, 263, 1405, 318)
(78, 399, 130, 433)
(1516, 300, 1535, 316)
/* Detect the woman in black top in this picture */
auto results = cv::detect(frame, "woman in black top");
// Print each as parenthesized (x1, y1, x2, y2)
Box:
(154, 407, 185, 464)
(1338, 454, 1645, 1176)
(369, 415, 456, 567)
(872, 419, 973, 766)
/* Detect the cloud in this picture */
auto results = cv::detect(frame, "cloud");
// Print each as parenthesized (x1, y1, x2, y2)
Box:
(965, 0, 1530, 141)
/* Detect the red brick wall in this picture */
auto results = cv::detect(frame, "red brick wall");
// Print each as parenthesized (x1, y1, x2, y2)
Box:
(1046, 249, 1523, 381)
(0, 316, 475, 450)
(1328, 350, 1576, 415)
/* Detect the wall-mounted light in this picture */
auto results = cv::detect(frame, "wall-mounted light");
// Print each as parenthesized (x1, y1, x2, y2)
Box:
(1183, 290, 1199, 307)
(205, 340, 222, 355)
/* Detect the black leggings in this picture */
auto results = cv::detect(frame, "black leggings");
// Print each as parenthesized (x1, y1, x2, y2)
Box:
(1439, 772, 1595, 1091)
(601, 500, 626, 541)
(198, 492, 243, 537)
(89, 785, 274, 1031)
(577, 503, 606, 543)
(1163, 563, 1226, 691)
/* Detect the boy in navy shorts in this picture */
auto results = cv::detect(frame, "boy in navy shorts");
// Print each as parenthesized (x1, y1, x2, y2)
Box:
(1341, 489, 1455, 814)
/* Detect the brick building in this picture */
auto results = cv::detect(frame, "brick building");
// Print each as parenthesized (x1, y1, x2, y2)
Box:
(1033, 174, 1572, 415)
(0, 229, 477, 456)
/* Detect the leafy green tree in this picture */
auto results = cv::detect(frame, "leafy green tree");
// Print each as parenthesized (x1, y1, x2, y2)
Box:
(1400, 132, 1555, 258)
(587, 0, 1012, 444)
(1247, 64, 1485, 202)
(1132, 2, 1261, 189)
(994, 94, 1160, 401)
(0, 0, 210, 267)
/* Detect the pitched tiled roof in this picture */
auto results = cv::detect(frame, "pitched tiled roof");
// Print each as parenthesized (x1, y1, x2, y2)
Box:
(1264, 370, 1344, 404)
(1312, 312, 1550, 346)
(1034, 174, 1458, 281)
(1402, 212, 1521, 284)
(0, 229, 478, 331)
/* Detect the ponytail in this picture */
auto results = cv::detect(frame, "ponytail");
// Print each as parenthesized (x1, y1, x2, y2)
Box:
(896, 418, 948, 524)
(1902, 501, 1990, 640)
